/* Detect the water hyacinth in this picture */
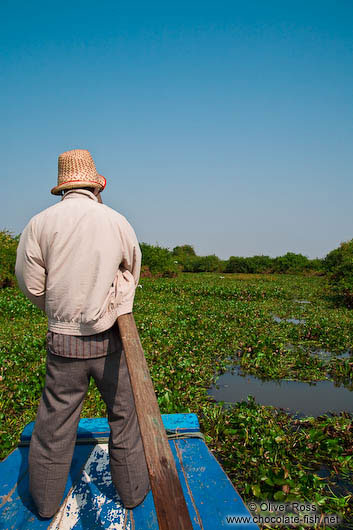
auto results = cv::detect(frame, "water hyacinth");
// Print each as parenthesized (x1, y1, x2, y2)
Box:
(0, 272, 352, 527)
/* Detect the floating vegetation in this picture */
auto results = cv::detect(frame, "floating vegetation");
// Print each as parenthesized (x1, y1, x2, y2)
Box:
(1, 273, 353, 527)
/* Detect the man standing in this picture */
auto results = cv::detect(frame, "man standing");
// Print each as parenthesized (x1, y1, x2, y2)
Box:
(15, 149, 150, 518)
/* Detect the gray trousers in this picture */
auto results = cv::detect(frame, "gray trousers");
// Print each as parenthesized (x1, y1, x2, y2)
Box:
(28, 348, 150, 518)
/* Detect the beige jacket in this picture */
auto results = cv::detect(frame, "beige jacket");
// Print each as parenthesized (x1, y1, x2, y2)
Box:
(15, 189, 141, 335)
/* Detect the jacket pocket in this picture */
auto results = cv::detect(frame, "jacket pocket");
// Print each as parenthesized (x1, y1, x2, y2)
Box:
(111, 268, 135, 309)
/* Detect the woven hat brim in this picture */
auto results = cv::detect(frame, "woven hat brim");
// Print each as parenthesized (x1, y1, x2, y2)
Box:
(51, 175, 106, 195)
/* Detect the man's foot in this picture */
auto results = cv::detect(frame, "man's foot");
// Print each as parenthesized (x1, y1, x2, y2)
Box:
(124, 485, 151, 509)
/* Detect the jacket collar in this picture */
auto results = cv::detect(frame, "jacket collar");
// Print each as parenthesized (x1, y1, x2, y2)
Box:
(61, 189, 98, 202)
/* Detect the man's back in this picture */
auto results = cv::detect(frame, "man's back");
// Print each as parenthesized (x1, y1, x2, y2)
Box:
(16, 189, 141, 335)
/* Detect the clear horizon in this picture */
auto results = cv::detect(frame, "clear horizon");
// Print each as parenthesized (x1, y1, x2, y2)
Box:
(2, 1, 353, 260)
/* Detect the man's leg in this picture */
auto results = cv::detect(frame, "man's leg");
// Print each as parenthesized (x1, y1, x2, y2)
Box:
(91, 349, 150, 508)
(29, 352, 90, 518)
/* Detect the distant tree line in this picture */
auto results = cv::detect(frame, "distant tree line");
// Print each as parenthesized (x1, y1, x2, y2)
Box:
(140, 242, 324, 276)
(1, 230, 353, 308)
(138, 241, 353, 308)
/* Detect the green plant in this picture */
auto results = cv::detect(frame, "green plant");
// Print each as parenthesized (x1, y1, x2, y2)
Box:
(325, 239, 353, 308)
(0, 230, 20, 288)
(1, 273, 353, 526)
(172, 244, 196, 257)
(140, 242, 178, 277)
(273, 252, 310, 273)
(225, 256, 251, 273)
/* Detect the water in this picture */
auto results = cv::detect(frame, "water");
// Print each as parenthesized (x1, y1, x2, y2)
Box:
(309, 349, 351, 361)
(273, 315, 306, 325)
(316, 466, 353, 496)
(283, 344, 351, 361)
(272, 299, 311, 325)
(208, 367, 353, 417)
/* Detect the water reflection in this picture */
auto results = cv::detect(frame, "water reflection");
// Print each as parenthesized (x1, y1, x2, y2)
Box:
(209, 367, 353, 417)
(310, 349, 351, 361)
(273, 315, 306, 325)
(316, 466, 353, 496)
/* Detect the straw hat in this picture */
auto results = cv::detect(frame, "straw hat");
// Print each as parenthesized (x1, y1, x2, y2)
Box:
(51, 149, 106, 195)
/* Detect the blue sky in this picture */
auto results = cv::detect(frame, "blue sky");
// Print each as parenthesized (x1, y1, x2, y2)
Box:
(2, 1, 353, 259)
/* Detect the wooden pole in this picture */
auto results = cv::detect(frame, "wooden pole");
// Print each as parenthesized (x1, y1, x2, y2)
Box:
(117, 313, 193, 530)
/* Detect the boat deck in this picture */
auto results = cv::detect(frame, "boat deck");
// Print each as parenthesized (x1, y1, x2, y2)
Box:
(0, 414, 259, 529)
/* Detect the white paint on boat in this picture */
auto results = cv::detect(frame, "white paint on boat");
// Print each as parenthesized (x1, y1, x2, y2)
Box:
(49, 443, 130, 530)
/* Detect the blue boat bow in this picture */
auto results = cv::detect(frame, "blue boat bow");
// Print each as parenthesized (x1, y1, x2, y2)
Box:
(0, 414, 259, 529)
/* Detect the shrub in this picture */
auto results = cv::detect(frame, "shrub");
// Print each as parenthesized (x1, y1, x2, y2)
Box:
(246, 255, 273, 273)
(181, 255, 201, 272)
(192, 255, 221, 273)
(172, 245, 197, 270)
(272, 252, 310, 273)
(224, 256, 271, 274)
(306, 258, 325, 274)
(225, 256, 251, 273)
(323, 246, 344, 272)
(219, 260, 227, 273)
(140, 243, 178, 277)
(324, 239, 353, 307)
(0, 230, 19, 288)
(172, 245, 196, 257)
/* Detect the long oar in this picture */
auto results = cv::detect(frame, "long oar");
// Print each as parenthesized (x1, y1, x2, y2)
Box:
(96, 193, 192, 529)
(118, 313, 193, 529)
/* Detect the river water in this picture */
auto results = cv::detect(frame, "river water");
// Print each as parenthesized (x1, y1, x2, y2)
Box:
(208, 366, 353, 417)
(209, 303, 353, 417)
